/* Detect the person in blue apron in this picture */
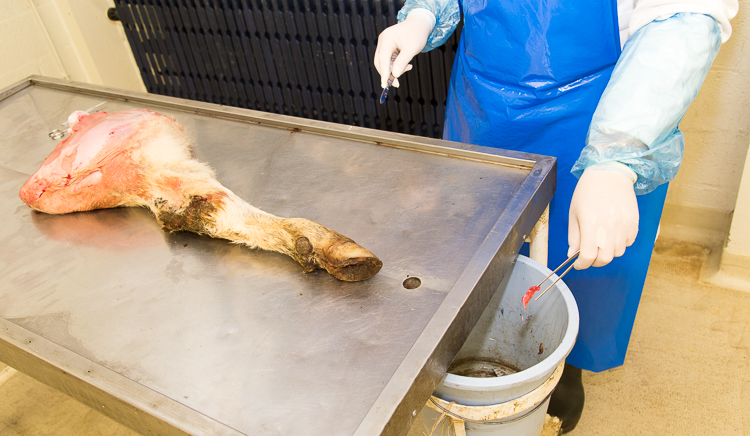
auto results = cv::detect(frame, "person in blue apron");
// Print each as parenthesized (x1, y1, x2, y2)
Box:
(375, 0, 737, 432)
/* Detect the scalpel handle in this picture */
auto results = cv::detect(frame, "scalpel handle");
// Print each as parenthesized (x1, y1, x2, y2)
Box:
(379, 50, 400, 104)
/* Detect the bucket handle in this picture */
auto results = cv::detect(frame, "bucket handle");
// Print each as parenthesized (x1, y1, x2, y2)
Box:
(426, 362, 564, 433)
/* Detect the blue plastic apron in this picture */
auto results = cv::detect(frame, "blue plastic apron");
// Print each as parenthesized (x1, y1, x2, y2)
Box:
(444, 0, 669, 372)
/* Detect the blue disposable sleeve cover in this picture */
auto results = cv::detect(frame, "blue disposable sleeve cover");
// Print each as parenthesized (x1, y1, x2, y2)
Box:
(571, 13, 721, 195)
(397, 0, 461, 52)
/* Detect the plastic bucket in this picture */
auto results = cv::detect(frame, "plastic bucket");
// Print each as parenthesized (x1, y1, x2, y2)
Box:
(420, 255, 579, 436)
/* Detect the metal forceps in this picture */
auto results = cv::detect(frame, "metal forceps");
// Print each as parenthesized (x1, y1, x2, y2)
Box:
(379, 49, 400, 104)
(48, 101, 107, 140)
(534, 250, 580, 301)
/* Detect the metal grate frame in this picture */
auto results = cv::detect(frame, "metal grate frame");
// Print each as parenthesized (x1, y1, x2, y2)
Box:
(114, 0, 461, 138)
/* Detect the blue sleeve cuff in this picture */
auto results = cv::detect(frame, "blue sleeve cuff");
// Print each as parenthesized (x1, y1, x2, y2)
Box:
(397, 0, 461, 52)
(572, 13, 721, 195)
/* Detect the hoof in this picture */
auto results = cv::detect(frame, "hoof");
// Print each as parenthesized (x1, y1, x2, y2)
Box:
(323, 240, 382, 282)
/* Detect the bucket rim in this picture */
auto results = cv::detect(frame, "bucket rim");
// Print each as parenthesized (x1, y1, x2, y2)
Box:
(441, 255, 580, 392)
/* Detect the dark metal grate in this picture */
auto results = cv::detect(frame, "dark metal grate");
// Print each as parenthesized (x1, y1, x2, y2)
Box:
(114, 0, 460, 138)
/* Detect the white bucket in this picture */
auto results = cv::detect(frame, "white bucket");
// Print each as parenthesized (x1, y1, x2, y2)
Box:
(420, 255, 579, 436)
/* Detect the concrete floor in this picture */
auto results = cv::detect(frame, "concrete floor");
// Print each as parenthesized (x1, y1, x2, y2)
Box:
(1, 238, 749, 436)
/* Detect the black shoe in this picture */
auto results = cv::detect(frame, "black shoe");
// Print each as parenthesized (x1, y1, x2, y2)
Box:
(547, 363, 584, 433)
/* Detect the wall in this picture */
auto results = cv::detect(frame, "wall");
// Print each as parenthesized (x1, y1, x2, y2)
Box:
(0, 0, 144, 92)
(662, 3, 750, 247)
(727, 149, 750, 256)
(706, 147, 750, 291)
(0, 0, 68, 87)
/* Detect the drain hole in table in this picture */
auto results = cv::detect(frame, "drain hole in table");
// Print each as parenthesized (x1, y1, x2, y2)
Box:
(403, 277, 421, 289)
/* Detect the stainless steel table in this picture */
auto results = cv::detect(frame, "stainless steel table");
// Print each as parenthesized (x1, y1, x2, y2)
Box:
(0, 77, 555, 436)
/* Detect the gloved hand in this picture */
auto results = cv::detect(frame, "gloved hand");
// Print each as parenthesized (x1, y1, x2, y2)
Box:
(374, 13, 434, 89)
(568, 168, 639, 269)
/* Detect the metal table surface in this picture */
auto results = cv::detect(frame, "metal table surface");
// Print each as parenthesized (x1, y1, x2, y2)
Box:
(0, 77, 555, 436)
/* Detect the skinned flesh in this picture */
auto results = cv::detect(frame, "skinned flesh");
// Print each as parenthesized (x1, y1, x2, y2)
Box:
(19, 109, 382, 282)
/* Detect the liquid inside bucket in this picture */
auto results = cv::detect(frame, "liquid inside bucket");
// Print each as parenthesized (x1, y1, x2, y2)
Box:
(448, 358, 520, 378)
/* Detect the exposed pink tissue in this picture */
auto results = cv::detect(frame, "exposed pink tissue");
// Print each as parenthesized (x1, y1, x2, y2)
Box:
(19, 109, 163, 211)
(71, 120, 134, 170)
(73, 171, 103, 192)
(522, 285, 541, 310)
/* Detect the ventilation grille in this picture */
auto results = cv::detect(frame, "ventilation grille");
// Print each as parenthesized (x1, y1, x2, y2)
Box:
(114, 0, 461, 138)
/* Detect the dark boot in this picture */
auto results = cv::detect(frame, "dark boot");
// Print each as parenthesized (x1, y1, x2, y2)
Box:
(547, 363, 584, 433)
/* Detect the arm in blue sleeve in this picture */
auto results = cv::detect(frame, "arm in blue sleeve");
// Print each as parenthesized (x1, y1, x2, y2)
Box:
(397, 0, 461, 52)
(571, 13, 722, 195)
